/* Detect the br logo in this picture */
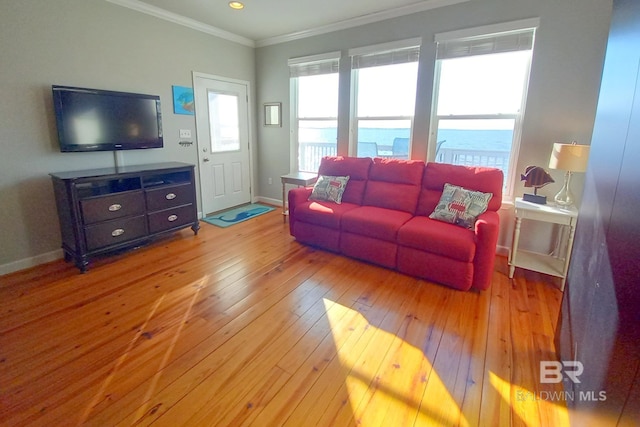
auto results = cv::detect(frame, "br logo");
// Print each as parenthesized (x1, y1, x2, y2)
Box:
(540, 361, 584, 383)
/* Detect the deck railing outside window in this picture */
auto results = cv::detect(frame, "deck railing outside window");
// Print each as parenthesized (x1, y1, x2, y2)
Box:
(298, 141, 510, 178)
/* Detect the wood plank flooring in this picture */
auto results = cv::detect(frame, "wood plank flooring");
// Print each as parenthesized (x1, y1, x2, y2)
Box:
(0, 208, 570, 426)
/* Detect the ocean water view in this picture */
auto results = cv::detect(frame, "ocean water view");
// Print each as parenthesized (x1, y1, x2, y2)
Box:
(300, 127, 513, 152)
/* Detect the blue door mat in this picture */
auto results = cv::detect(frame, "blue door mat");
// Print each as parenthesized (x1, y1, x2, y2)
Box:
(201, 203, 275, 228)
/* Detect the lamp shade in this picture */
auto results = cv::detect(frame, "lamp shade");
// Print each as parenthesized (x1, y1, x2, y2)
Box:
(548, 143, 590, 172)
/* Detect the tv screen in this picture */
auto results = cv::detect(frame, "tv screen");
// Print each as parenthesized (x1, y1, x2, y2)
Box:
(52, 85, 163, 152)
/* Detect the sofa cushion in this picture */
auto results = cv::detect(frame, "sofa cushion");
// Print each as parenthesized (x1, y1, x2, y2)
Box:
(362, 158, 425, 214)
(417, 162, 503, 216)
(429, 183, 492, 229)
(310, 175, 350, 204)
(318, 156, 372, 205)
(398, 216, 476, 262)
(295, 200, 361, 230)
(342, 206, 413, 242)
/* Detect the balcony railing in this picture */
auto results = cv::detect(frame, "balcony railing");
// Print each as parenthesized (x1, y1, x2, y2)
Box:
(299, 142, 337, 172)
(435, 147, 510, 177)
(299, 142, 510, 178)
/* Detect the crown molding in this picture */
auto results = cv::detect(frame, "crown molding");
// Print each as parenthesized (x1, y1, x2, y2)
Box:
(256, 0, 470, 47)
(105, 0, 469, 49)
(104, 0, 255, 47)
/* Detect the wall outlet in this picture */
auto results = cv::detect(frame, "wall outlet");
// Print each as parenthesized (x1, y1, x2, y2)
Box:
(179, 129, 191, 139)
(268, 177, 273, 185)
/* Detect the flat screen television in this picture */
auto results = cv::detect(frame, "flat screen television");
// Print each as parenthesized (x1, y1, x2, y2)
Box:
(52, 85, 163, 152)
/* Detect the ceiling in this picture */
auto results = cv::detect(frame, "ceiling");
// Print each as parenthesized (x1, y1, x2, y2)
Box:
(106, 0, 466, 47)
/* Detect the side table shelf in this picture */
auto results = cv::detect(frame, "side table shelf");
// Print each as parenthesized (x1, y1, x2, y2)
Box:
(508, 197, 578, 290)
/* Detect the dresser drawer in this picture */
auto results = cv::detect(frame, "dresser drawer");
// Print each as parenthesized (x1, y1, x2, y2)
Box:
(81, 191, 145, 224)
(147, 204, 195, 234)
(145, 183, 194, 212)
(85, 215, 147, 251)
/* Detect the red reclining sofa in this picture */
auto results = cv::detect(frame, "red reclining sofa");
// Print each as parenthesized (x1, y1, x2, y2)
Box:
(287, 156, 504, 291)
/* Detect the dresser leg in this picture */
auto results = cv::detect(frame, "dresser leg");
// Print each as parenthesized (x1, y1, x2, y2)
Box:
(191, 222, 200, 235)
(76, 256, 89, 273)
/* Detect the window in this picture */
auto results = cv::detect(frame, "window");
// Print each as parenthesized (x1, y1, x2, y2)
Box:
(431, 19, 538, 196)
(208, 91, 240, 153)
(349, 39, 421, 159)
(289, 52, 340, 173)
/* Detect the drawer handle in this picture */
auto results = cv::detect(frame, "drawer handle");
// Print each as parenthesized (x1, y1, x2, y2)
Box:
(165, 193, 177, 200)
(108, 204, 122, 212)
(168, 214, 178, 222)
(111, 228, 125, 237)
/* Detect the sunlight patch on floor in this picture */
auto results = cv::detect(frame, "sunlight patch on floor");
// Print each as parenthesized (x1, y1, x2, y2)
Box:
(323, 298, 467, 426)
(79, 293, 167, 425)
(133, 275, 209, 422)
(81, 275, 209, 425)
(489, 370, 571, 426)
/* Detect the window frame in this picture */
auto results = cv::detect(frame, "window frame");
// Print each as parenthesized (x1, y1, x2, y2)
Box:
(348, 39, 421, 159)
(429, 19, 539, 200)
(288, 52, 340, 173)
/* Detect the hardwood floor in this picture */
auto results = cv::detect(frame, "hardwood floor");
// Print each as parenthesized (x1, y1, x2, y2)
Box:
(0, 209, 570, 426)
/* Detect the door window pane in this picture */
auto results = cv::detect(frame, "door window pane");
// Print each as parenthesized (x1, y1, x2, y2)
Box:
(208, 91, 239, 153)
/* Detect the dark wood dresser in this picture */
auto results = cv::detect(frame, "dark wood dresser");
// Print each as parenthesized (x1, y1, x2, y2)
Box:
(50, 162, 199, 272)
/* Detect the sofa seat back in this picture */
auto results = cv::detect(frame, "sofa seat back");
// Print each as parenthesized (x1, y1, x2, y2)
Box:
(318, 156, 372, 205)
(362, 158, 425, 214)
(416, 162, 504, 217)
(342, 206, 414, 242)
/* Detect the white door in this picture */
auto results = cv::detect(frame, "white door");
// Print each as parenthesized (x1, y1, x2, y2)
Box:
(193, 73, 251, 215)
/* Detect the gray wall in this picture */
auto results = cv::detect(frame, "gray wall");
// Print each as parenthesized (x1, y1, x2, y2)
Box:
(0, 0, 613, 274)
(254, 0, 612, 252)
(0, 0, 255, 273)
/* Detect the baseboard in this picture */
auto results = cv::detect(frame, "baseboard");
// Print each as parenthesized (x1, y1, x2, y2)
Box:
(255, 196, 281, 208)
(0, 249, 64, 277)
(496, 245, 509, 256)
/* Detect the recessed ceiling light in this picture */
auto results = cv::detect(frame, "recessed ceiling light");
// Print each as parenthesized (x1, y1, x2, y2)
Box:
(229, 1, 244, 10)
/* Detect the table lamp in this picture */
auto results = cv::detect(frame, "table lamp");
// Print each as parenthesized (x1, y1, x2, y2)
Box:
(548, 141, 590, 207)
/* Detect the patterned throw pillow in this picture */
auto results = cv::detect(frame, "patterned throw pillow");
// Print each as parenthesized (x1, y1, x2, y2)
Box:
(429, 183, 493, 229)
(309, 175, 350, 204)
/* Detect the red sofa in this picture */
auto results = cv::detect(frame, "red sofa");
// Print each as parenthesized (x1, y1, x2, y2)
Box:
(288, 156, 503, 291)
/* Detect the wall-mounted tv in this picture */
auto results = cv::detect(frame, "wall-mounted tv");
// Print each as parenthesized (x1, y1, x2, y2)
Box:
(52, 85, 163, 152)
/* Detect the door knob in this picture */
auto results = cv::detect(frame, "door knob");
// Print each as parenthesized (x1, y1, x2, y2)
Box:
(203, 158, 210, 162)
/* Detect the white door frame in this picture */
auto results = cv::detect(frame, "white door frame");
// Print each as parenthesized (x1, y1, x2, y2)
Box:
(192, 71, 254, 215)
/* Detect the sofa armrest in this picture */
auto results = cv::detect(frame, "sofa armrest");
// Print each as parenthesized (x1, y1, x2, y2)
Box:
(473, 210, 500, 290)
(288, 187, 313, 235)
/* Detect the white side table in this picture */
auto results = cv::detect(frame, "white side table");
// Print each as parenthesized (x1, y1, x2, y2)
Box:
(280, 172, 317, 222)
(508, 197, 578, 290)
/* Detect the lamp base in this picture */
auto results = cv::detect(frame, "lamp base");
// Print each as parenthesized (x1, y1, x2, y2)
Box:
(554, 171, 575, 207)
(523, 193, 547, 204)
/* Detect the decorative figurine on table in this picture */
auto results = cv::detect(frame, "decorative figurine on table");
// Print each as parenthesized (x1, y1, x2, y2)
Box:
(521, 165, 554, 204)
